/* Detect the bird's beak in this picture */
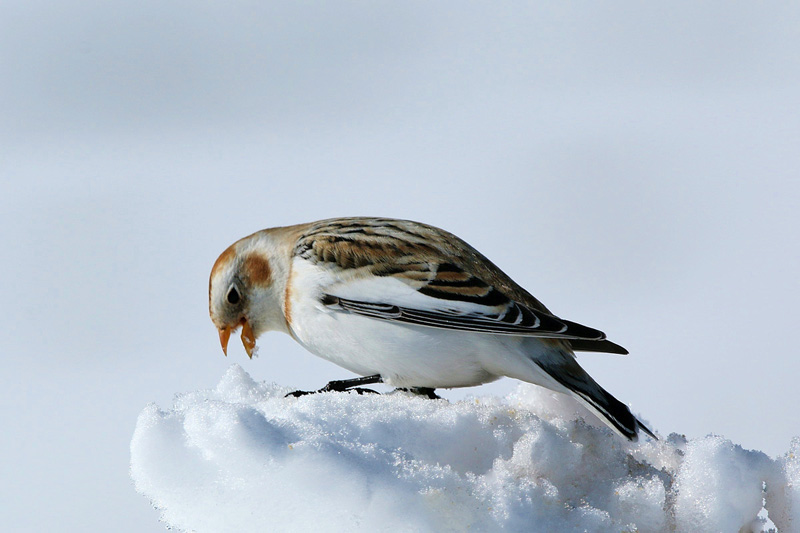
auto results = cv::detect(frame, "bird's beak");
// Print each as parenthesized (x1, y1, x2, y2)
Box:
(241, 320, 256, 359)
(218, 320, 256, 359)
(219, 326, 232, 356)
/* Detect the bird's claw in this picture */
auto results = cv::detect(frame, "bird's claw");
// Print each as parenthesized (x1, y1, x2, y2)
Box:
(396, 387, 442, 400)
(285, 389, 313, 398)
(285, 375, 384, 398)
(344, 387, 380, 395)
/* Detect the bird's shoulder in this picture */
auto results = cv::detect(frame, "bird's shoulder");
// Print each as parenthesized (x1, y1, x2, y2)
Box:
(289, 217, 551, 313)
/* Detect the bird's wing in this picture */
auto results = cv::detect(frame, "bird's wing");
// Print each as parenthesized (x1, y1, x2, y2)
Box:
(328, 296, 609, 339)
(321, 275, 606, 340)
(293, 218, 619, 344)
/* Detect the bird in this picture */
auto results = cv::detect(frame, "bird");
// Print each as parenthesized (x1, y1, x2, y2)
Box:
(208, 217, 655, 441)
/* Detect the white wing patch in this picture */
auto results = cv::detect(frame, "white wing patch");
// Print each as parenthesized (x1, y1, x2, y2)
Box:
(321, 271, 605, 340)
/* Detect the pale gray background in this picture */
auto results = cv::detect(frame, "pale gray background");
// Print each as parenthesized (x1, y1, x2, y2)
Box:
(2, 2, 798, 531)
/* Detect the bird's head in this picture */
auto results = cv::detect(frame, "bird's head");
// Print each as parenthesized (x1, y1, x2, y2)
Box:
(208, 232, 289, 358)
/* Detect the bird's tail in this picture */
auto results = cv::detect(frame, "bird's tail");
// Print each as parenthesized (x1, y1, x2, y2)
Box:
(537, 357, 656, 441)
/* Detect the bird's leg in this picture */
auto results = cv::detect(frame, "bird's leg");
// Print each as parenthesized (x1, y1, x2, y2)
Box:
(286, 375, 383, 398)
(396, 387, 442, 400)
(320, 375, 383, 393)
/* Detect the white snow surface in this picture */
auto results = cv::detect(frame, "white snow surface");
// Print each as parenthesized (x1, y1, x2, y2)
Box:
(131, 365, 799, 532)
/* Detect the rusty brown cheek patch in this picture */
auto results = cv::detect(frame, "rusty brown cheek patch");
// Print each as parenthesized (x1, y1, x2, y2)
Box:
(244, 253, 272, 286)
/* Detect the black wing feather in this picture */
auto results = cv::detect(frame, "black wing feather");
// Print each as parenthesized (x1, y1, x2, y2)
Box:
(329, 296, 606, 341)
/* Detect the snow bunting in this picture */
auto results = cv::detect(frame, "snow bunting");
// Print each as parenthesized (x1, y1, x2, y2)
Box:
(209, 217, 655, 441)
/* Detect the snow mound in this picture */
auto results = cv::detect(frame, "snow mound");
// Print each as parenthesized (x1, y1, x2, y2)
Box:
(131, 365, 798, 532)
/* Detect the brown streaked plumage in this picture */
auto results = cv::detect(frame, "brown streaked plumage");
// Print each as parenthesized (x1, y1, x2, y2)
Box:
(296, 217, 551, 310)
(291, 218, 622, 348)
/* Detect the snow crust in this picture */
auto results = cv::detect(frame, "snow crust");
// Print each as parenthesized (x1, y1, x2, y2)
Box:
(131, 365, 798, 532)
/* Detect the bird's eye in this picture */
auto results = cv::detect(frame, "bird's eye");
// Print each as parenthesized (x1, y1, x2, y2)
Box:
(227, 287, 240, 305)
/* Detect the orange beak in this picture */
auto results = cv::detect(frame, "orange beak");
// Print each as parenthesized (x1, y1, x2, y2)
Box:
(219, 326, 232, 356)
(218, 320, 257, 359)
(241, 321, 256, 359)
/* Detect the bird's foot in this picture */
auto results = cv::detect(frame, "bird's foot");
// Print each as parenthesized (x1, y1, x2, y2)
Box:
(285, 374, 383, 398)
(285, 389, 316, 398)
(396, 387, 442, 400)
(285, 387, 380, 397)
